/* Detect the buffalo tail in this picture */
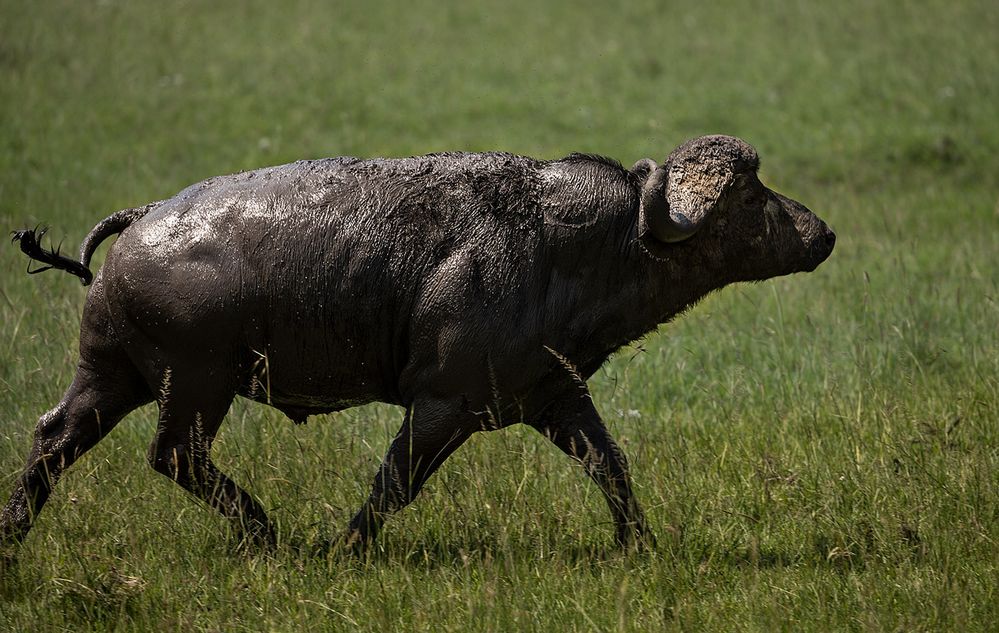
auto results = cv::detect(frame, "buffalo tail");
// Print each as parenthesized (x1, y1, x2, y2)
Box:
(11, 202, 158, 287)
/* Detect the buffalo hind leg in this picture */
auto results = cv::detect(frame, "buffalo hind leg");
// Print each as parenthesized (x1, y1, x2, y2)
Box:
(148, 368, 275, 548)
(345, 398, 471, 550)
(0, 360, 152, 550)
(531, 391, 654, 549)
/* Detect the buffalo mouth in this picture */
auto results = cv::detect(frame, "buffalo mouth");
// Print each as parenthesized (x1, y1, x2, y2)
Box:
(804, 227, 836, 271)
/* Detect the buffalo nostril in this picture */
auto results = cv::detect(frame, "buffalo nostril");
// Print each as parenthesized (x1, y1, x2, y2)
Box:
(824, 230, 836, 249)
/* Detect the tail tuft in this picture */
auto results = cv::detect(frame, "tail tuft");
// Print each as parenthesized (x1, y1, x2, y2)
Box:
(10, 227, 94, 286)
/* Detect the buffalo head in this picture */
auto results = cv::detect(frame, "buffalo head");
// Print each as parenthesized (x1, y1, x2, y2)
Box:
(633, 135, 835, 280)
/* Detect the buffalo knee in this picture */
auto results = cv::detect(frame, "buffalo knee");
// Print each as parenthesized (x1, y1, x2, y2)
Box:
(148, 442, 190, 480)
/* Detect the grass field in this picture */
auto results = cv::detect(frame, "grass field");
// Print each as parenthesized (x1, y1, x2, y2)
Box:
(1, 1, 997, 630)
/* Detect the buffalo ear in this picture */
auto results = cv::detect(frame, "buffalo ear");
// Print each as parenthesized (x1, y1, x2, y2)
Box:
(629, 158, 658, 182)
(639, 135, 760, 244)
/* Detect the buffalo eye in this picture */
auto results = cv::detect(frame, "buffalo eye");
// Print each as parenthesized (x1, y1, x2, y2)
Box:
(738, 185, 766, 208)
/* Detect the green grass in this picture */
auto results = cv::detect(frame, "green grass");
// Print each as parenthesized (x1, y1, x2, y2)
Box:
(1, 1, 997, 630)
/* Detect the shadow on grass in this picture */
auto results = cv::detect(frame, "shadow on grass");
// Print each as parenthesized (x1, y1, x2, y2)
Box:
(327, 530, 902, 574)
(0, 554, 36, 602)
(297, 529, 657, 572)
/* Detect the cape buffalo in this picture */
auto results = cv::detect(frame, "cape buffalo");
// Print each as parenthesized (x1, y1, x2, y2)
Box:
(3, 135, 834, 553)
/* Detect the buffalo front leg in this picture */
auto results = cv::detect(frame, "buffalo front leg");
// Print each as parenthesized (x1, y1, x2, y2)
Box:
(147, 368, 275, 548)
(530, 391, 654, 549)
(345, 398, 471, 550)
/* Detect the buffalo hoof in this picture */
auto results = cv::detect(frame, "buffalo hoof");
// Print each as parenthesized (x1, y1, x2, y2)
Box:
(312, 530, 375, 560)
(617, 525, 658, 553)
